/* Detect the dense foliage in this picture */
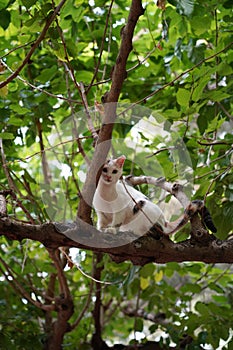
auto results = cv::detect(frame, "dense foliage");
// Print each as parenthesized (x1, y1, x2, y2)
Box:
(0, 0, 233, 348)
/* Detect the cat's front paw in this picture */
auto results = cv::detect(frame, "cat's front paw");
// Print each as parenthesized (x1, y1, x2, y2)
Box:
(104, 226, 118, 234)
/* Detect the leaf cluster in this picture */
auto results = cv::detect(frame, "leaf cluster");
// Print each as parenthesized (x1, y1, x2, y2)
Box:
(0, 0, 233, 348)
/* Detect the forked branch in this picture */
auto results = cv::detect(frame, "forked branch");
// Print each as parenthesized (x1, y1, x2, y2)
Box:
(77, 0, 145, 224)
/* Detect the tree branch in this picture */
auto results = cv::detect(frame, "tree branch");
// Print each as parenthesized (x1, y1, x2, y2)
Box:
(86, 0, 115, 93)
(118, 41, 233, 115)
(0, 256, 55, 311)
(0, 0, 67, 89)
(0, 216, 232, 265)
(77, 0, 145, 224)
(91, 253, 106, 350)
(48, 249, 71, 299)
(125, 175, 190, 207)
(122, 305, 167, 325)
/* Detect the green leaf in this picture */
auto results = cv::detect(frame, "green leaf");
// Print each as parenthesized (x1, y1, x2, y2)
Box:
(205, 115, 225, 133)
(180, 283, 202, 294)
(10, 105, 30, 115)
(192, 76, 210, 102)
(21, 0, 37, 9)
(203, 90, 230, 102)
(176, 88, 191, 107)
(0, 132, 14, 139)
(0, 85, 8, 97)
(9, 116, 24, 126)
(36, 66, 57, 83)
(208, 282, 224, 294)
(0, 0, 8, 10)
(24, 14, 44, 32)
(140, 277, 150, 290)
(217, 62, 233, 76)
(190, 14, 211, 35)
(154, 270, 163, 283)
(195, 302, 210, 317)
(135, 318, 143, 332)
(75, 70, 93, 83)
(140, 264, 155, 278)
(0, 9, 10, 29)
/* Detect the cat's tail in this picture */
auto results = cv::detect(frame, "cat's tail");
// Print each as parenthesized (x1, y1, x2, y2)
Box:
(163, 199, 217, 235)
(187, 200, 217, 233)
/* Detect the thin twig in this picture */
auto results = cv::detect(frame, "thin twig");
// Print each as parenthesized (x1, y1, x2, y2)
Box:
(36, 119, 52, 185)
(204, 165, 232, 202)
(60, 247, 120, 285)
(0, 41, 35, 58)
(0, 59, 81, 104)
(70, 279, 93, 330)
(80, 82, 99, 142)
(2, 136, 91, 167)
(86, 0, 115, 93)
(117, 41, 233, 117)
(217, 102, 233, 120)
(195, 167, 225, 180)
(0, 257, 54, 311)
(101, 14, 113, 83)
(197, 140, 233, 146)
(146, 146, 175, 158)
(0, 139, 36, 223)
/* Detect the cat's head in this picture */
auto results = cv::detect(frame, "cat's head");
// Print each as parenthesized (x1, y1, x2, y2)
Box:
(101, 155, 126, 184)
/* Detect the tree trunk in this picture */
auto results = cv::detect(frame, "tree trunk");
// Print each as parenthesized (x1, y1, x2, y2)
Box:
(44, 296, 74, 350)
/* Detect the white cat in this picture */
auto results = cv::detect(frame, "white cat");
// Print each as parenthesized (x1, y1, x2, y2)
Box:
(93, 155, 188, 236)
(93, 155, 217, 237)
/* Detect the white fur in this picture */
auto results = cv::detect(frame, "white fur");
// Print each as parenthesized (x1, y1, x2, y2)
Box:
(93, 156, 166, 236)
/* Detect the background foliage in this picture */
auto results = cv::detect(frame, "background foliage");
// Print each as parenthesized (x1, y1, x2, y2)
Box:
(0, 0, 233, 348)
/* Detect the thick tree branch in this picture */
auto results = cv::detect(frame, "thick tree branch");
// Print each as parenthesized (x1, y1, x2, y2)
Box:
(105, 0, 144, 103)
(91, 253, 107, 350)
(0, 217, 232, 265)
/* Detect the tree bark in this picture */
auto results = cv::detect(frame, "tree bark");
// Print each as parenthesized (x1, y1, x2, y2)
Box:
(43, 250, 74, 350)
(1, 217, 233, 265)
(44, 295, 74, 350)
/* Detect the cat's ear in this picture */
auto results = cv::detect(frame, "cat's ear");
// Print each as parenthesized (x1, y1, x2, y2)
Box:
(116, 155, 126, 168)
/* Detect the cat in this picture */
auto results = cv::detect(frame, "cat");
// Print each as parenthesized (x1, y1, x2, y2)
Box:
(93, 155, 217, 236)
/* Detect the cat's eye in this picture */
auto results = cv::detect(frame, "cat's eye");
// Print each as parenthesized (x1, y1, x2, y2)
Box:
(112, 169, 118, 174)
(102, 167, 108, 173)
